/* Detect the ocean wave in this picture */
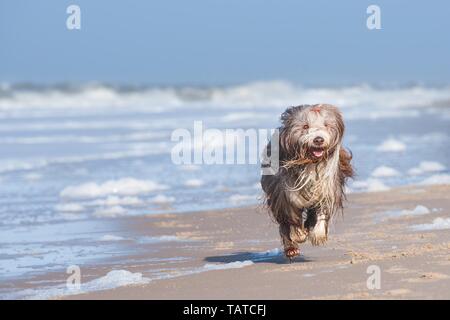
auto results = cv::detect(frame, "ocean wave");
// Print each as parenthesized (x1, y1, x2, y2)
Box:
(202, 260, 254, 271)
(380, 205, 431, 220)
(0, 131, 166, 144)
(183, 179, 204, 187)
(93, 205, 128, 218)
(228, 194, 257, 205)
(60, 178, 168, 199)
(419, 174, 450, 186)
(370, 166, 401, 178)
(90, 196, 145, 207)
(99, 234, 127, 241)
(349, 178, 390, 193)
(408, 161, 446, 176)
(8, 269, 151, 300)
(376, 138, 407, 152)
(1, 81, 450, 114)
(412, 217, 450, 231)
(54, 203, 85, 213)
(149, 194, 176, 204)
(0, 144, 169, 174)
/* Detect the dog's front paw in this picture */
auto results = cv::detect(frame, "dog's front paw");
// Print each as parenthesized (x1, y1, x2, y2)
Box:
(309, 220, 328, 246)
(284, 247, 300, 261)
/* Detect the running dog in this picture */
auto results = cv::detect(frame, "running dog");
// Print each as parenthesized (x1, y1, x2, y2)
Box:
(261, 104, 354, 261)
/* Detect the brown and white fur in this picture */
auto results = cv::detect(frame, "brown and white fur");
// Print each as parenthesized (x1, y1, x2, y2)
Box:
(261, 104, 354, 261)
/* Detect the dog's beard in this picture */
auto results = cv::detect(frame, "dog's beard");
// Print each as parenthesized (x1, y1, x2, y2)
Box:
(284, 143, 342, 217)
(282, 143, 333, 169)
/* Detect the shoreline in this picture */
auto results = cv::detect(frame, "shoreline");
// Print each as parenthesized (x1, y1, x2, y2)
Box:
(4, 184, 449, 299)
(55, 184, 450, 300)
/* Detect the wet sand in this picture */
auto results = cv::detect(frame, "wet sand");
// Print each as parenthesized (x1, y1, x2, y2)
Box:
(59, 184, 450, 299)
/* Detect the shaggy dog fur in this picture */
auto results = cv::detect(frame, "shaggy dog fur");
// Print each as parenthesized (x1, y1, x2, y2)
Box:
(261, 104, 354, 261)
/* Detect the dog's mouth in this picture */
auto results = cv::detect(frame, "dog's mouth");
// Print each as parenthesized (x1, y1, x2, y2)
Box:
(309, 147, 325, 159)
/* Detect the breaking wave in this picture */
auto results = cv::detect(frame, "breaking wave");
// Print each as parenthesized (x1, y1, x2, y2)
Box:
(1, 81, 450, 117)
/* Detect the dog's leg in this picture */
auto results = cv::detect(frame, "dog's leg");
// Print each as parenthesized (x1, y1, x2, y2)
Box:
(279, 224, 298, 261)
(290, 224, 308, 244)
(279, 223, 307, 262)
(304, 208, 317, 231)
(309, 211, 329, 246)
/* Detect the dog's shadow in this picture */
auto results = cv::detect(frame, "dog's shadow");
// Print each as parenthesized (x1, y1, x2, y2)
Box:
(204, 251, 312, 265)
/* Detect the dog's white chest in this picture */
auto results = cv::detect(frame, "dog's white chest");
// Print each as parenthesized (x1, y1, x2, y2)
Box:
(287, 179, 317, 208)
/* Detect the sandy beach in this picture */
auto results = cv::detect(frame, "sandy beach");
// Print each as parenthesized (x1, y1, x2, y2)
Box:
(55, 184, 450, 300)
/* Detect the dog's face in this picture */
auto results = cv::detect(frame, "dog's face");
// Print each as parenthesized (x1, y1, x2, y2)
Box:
(280, 104, 344, 161)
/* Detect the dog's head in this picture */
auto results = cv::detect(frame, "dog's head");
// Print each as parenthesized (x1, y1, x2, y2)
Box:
(280, 104, 344, 162)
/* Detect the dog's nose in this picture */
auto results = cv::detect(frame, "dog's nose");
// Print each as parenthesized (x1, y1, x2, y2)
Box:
(313, 136, 324, 145)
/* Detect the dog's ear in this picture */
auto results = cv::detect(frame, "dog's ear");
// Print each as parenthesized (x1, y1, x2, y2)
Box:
(339, 147, 354, 179)
(280, 105, 310, 126)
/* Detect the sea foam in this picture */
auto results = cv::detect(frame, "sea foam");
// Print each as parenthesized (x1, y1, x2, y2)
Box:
(60, 178, 168, 199)
(371, 166, 401, 178)
(420, 174, 450, 186)
(381, 205, 431, 219)
(408, 161, 446, 176)
(412, 217, 450, 231)
(376, 138, 406, 152)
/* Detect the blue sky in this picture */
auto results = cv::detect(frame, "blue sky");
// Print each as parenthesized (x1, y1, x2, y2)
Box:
(1, 0, 449, 85)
